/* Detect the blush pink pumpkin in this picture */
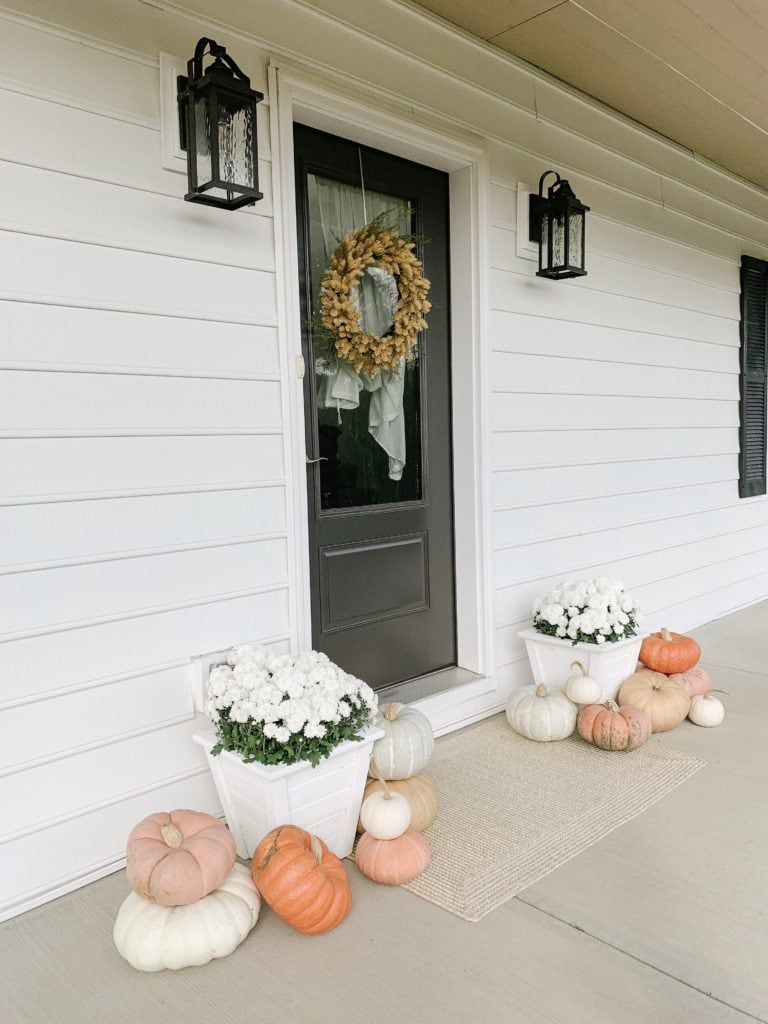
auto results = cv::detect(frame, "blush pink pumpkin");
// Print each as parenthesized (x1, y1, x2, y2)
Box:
(668, 666, 712, 698)
(355, 829, 431, 885)
(126, 809, 236, 907)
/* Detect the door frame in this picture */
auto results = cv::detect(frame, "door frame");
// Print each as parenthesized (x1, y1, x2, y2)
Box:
(269, 60, 496, 729)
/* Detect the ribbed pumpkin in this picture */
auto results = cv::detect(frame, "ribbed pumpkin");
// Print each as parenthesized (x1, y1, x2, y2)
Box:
(358, 774, 438, 834)
(114, 864, 260, 972)
(577, 700, 652, 751)
(668, 666, 711, 698)
(251, 826, 351, 935)
(370, 702, 434, 780)
(618, 670, 690, 733)
(126, 809, 236, 907)
(356, 829, 431, 885)
(506, 683, 577, 742)
(639, 627, 701, 674)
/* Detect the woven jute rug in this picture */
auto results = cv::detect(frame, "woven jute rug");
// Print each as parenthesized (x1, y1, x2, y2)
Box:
(364, 714, 705, 922)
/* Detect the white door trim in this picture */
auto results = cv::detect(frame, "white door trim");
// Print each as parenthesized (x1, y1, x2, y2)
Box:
(268, 60, 497, 730)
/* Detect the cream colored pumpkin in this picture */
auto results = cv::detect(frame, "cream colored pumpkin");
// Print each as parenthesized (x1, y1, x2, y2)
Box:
(369, 703, 434, 780)
(564, 661, 603, 705)
(113, 864, 260, 972)
(506, 683, 577, 742)
(618, 670, 690, 733)
(688, 693, 725, 728)
(360, 789, 412, 840)
(359, 774, 438, 834)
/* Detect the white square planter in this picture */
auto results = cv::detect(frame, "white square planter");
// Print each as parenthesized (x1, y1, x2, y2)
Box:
(518, 628, 645, 702)
(193, 725, 384, 860)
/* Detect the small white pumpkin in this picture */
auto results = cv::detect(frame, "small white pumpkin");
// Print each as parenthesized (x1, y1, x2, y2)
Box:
(360, 789, 412, 840)
(506, 683, 577, 742)
(564, 660, 602, 706)
(370, 702, 435, 780)
(688, 692, 725, 728)
(113, 863, 259, 972)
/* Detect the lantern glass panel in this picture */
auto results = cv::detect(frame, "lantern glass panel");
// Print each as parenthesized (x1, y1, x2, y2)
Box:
(193, 96, 213, 186)
(218, 93, 255, 190)
(540, 214, 549, 273)
(568, 210, 583, 268)
(551, 213, 566, 270)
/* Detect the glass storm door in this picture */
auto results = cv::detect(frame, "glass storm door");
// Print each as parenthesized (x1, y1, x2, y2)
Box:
(294, 124, 455, 689)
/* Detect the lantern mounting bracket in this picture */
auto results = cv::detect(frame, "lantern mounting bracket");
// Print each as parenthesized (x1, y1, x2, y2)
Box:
(176, 38, 251, 152)
(528, 170, 560, 244)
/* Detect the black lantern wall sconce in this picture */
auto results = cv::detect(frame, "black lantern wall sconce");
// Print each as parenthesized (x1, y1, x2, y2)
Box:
(529, 171, 590, 279)
(177, 37, 263, 210)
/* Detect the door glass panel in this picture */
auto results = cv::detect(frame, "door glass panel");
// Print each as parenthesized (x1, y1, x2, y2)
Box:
(306, 173, 423, 510)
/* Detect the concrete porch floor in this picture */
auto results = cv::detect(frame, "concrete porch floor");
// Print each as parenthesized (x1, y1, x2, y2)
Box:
(1, 604, 766, 1024)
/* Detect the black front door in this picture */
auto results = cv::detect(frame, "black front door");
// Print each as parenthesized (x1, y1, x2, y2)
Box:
(294, 124, 455, 689)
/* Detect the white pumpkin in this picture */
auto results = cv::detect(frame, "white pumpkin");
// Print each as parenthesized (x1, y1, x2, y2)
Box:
(688, 692, 725, 728)
(564, 660, 602, 706)
(360, 789, 412, 840)
(370, 702, 435, 780)
(114, 863, 260, 972)
(506, 683, 577, 742)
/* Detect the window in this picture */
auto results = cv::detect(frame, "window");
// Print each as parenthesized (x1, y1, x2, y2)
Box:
(739, 256, 768, 497)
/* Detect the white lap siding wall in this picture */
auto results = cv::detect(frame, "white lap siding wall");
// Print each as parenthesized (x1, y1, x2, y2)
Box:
(0, 0, 766, 918)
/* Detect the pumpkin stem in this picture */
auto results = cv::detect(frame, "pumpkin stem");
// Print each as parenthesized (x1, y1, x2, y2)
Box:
(660, 627, 673, 642)
(384, 703, 399, 722)
(535, 683, 548, 698)
(160, 822, 183, 848)
(310, 834, 324, 866)
(570, 661, 586, 676)
(605, 700, 619, 712)
(369, 756, 392, 799)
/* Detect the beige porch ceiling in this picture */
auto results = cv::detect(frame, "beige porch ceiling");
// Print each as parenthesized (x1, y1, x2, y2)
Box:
(413, 0, 768, 192)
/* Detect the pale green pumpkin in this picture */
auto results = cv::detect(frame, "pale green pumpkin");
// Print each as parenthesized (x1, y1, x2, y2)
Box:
(506, 683, 577, 741)
(369, 702, 434, 780)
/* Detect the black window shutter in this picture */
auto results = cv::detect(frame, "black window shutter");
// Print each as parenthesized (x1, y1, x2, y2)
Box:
(739, 256, 768, 498)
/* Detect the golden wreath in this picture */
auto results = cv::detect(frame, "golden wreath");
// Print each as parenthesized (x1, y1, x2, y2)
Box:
(319, 220, 431, 376)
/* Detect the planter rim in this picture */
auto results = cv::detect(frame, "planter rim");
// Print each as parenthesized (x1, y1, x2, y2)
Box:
(193, 723, 384, 780)
(518, 627, 647, 651)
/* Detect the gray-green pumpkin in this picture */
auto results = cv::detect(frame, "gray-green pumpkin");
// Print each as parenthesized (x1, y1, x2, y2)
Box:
(369, 702, 434, 780)
(506, 683, 577, 741)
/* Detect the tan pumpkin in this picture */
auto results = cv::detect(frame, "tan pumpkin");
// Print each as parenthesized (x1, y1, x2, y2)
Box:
(358, 774, 438, 834)
(618, 670, 690, 732)
(577, 700, 651, 751)
(355, 829, 431, 885)
(639, 627, 701, 674)
(126, 809, 236, 907)
(668, 666, 711, 698)
(251, 825, 351, 935)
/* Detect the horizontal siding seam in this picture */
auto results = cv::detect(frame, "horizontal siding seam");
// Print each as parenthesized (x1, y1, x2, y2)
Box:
(0, 74, 160, 131)
(492, 451, 740, 473)
(0, 293, 279, 327)
(490, 308, 739, 350)
(491, 265, 739, 325)
(0, 630, 291, 711)
(0, 222, 276, 274)
(0, 765, 211, 848)
(1, 429, 284, 440)
(0, 712, 195, 779)
(493, 538, 766, 595)
(493, 506, 767, 554)
(0, 480, 287, 508)
(0, 583, 290, 644)
(492, 425, 736, 435)
(0, 366, 281, 383)
(493, 479, 735, 513)
(491, 388, 735, 402)
(0, 532, 288, 576)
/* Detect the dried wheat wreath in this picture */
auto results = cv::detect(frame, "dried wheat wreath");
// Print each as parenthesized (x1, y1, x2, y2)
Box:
(320, 220, 431, 376)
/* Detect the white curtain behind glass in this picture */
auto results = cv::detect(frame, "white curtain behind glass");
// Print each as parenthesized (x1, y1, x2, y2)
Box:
(308, 173, 412, 480)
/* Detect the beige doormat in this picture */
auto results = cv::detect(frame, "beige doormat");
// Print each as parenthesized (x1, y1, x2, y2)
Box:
(364, 714, 705, 922)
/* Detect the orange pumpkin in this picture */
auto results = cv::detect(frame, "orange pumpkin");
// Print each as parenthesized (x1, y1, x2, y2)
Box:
(355, 829, 431, 885)
(358, 774, 438, 834)
(618, 670, 690, 732)
(639, 627, 700, 674)
(577, 700, 651, 751)
(126, 809, 236, 907)
(251, 826, 351, 935)
(668, 666, 711, 698)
